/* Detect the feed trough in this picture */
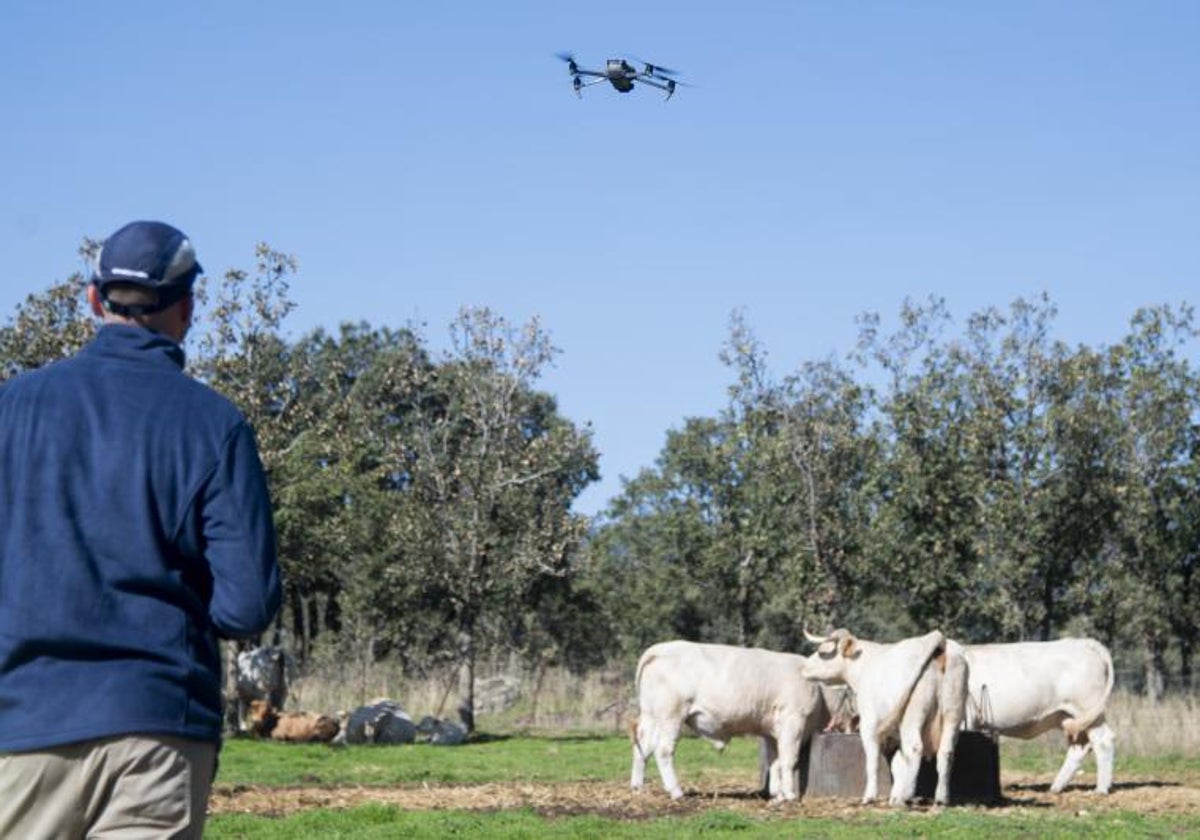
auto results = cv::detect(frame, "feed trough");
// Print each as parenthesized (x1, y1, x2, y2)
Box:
(804, 731, 1000, 804)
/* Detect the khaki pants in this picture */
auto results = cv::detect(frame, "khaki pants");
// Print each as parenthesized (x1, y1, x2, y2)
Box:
(0, 734, 216, 840)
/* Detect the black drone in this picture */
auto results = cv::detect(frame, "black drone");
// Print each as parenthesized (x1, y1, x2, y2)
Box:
(556, 52, 685, 101)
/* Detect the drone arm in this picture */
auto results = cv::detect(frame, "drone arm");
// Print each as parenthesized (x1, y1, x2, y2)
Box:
(634, 76, 677, 100)
(635, 76, 671, 92)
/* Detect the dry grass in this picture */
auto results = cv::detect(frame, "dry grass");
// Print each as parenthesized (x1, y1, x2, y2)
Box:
(211, 772, 1200, 819)
(284, 659, 634, 733)
(1107, 691, 1200, 756)
(283, 660, 1199, 757)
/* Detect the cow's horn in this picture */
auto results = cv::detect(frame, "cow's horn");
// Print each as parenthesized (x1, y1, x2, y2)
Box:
(804, 628, 827, 645)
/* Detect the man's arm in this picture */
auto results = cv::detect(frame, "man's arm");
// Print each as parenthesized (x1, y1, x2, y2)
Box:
(201, 422, 282, 639)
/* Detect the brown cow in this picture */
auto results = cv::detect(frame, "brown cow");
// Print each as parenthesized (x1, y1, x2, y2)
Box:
(246, 699, 340, 743)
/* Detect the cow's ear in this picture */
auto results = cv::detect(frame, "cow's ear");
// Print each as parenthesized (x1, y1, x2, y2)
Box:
(841, 636, 859, 659)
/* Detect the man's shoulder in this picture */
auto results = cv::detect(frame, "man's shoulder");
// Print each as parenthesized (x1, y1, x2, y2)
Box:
(0, 354, 78, 394)
(171, 375, 250, 430)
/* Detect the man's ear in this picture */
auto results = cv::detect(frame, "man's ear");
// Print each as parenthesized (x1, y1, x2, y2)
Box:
(87, 284, 106, 317)
(179, 292, 195, 332)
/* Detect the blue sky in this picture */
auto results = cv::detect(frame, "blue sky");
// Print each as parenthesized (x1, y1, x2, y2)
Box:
(3, 2, 1198, 514)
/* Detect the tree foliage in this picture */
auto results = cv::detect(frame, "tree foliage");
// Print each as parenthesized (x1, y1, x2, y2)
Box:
(7, 245, 1199, 699)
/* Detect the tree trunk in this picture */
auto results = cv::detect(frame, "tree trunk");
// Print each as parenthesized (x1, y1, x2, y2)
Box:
(530, 660, 548, 726)
(1180, 638, 1193, 692)
(1039, 574, 1054, 641)
(737, 550, 754, 647)
(324, 591, 342, 635)
(289, 588, 308, 664)
(461, 644, 477, 733)
(1143, 636, 1167, 702)
(223, 639, 254, 734)
(305, 596, 320, 659)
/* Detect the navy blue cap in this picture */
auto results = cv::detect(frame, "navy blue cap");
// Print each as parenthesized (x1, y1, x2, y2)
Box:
(92, 221, 203, 314)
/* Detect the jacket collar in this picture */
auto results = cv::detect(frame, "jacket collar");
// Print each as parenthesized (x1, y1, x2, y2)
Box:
(85, 323, 187, 370)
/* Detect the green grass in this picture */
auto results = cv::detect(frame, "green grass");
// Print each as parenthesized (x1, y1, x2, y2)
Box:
(214, 732, 762, 787)
(208, 733, 1200, 838)
(208, 805, 1200, 839)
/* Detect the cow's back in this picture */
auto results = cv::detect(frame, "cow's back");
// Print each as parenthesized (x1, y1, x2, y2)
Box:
(964, 639, 1112, 735)
(637, 641, 820, 733)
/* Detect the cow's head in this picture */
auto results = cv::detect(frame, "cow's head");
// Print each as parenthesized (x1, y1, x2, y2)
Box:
(246, 698, 279, 737)
(800, 628, 860, 683)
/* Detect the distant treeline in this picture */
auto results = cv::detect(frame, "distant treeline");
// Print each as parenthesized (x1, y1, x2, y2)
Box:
(5, 244, 1197, 704)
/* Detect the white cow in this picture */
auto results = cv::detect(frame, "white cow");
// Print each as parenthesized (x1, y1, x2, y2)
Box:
(801, 629, 968, 806)
(631, 640, 830, 801)
(964, 638, 1115, 793)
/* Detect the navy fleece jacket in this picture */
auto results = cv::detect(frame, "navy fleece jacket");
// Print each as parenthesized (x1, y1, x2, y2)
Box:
(0, 324, 281, 751)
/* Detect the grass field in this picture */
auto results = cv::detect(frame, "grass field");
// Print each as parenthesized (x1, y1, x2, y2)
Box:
(207, 732, 1200, 838)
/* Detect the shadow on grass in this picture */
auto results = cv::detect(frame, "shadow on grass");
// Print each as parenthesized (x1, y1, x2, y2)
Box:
(467, 732, 513, 744)
(1006, 779, 1181, 794)
(498, 732, 615, 743)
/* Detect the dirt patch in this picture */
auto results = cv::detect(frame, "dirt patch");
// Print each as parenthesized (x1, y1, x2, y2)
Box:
(209, 772, 1200, 820)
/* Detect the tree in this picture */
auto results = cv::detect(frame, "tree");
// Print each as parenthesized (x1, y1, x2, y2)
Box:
(396, 307, 599, 728)
(0, 240, 98, 382)
(859, 297, 989, 636)
(1105, 305, 1200, 698)
(269, 322, 433, 666)
(772, 355, 879, 641)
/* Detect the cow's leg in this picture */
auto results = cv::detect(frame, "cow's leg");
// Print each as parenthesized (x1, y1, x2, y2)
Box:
(652, 719, 686, 799)
(1050, 733, 1092, 793)
(933, 727, 960, 806)
(888, 748, 910, 805)
(859, 730, 882, 804)
(759, 736, 778, 798)
(774, 726, 802, 802)
(630, 717, 654, 791)
(1089, 724, 1116, 794)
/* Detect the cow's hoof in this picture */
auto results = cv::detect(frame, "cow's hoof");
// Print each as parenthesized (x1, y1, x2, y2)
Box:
(669, 789, 685, 800)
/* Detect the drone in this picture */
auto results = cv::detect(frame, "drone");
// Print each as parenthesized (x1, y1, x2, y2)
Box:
(556, 52, 685, 101)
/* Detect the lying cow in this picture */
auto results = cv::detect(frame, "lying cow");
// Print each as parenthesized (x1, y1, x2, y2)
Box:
(247, 699, 340, 742)
(963, 638, 1116, 793)
(344, 700, 417, 744)
(234, 646, 294, 733)
(802, 629, 968, 806)
(416, 715, 468, 746)
(631, 640, 830, 801)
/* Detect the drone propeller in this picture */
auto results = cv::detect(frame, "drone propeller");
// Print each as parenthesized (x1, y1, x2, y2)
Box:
(555, 51, 579, 75)
(628, 55, 680, 78)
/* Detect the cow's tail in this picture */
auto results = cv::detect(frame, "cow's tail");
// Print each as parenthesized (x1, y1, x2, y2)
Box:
(874, 631, 946, 741)
(1062, 639, 1115, 742)
(634, 647, 656, 696)
(629, 647, 658, 758)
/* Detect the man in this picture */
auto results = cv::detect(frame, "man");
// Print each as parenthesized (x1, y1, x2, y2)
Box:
(0, 221, 282, 838)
